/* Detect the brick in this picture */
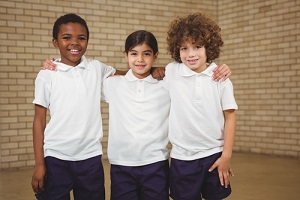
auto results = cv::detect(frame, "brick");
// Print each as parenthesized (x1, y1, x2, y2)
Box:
(0, 0, 299, 170)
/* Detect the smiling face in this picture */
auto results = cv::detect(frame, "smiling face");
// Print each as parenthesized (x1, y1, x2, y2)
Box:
(125, 42, 158, 79)
(179, 41, 208, 73)
(52, 22, 88, 66)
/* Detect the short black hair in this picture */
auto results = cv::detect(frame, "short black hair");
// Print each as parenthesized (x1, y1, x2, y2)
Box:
(52, 13, 89, 41)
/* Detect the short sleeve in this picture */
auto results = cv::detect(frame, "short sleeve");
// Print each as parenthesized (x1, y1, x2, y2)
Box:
(220, 79, 238, 111)
(102, 77, 110, 103)
(32, 71, 51, 108)
(101, 62, 116, 79)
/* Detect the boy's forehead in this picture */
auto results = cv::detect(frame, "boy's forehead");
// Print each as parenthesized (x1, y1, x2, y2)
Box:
(58, 23, 87, 34)
(181, 37, 203, 46)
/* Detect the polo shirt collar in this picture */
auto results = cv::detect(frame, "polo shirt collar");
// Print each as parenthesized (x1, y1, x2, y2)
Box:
(180, 62, 217, 77)
(125, 69, 158, 83)
(53, 55, 89, 71)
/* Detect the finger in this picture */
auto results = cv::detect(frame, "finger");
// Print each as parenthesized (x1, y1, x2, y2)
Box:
(229, 168, 234, 177)
(214, 64, 225, 72)
(224, 171, 230, 188)
(42, 59, 57, 71)
(45, 58, 56, 66)
(222, 71, 232, 81)
(208, 163, 217, 172)
(38, 180, 44, 191)
(217, 66, 227, 75)
(32, 180, 38, 193)
(219, 170, 224, 187)
(213, 68, 225, 81)
(215, 68, 231, 81)
(155, 71, 162, 80)
(160, 69, 165, 77)
(159, 72, 165, 80)
(152, 71, 159, 80)
(212, 64, 224, 72)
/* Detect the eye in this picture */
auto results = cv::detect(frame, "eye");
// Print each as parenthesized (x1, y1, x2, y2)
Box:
(79, 37, 87, 41)
(195, 45, 202, 49)
(62, 36, 71, 40)
(144, 52, 152, 56)
(180, 47, 187, 51)
(130, 52, 137, 56)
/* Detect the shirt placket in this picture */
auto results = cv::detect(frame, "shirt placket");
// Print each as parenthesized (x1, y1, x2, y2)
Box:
(136, 80, 144, 100)
(195, 75, 203, 102)
(72, 67, 86, 95)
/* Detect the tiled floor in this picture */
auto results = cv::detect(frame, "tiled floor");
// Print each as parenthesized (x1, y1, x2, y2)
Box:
(0, 153, 299, 200)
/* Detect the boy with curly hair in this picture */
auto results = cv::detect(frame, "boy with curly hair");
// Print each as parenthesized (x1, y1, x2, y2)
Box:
(164, 12, 238, 199)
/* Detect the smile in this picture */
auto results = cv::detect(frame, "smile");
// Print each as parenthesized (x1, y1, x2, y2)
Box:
(69, 49, 81, 54)
(135, 65, 146, 68)
(187, 59, 199, 64)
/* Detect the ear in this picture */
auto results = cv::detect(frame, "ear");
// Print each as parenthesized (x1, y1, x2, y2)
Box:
(52, 38, 58, 48)
(124, 52, 129, 61)
(153, 52, 158, 61)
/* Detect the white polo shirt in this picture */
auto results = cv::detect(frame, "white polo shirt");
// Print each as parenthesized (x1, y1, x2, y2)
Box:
(103, 69, 170, 166)
(33, 56, 116, 161)
(164, 62, 238, 161)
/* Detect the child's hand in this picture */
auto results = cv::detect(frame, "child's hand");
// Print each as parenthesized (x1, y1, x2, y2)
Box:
(31, 164, 46, 194)
(151, 67, 165, 80)
(41, 58, 57, 71)
(212, 64, 231, 81)
(208, 155, 233, 188)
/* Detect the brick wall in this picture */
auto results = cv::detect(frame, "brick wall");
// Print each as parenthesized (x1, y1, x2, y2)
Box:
(0, 0, 299, 170)
(218, 0, 300, 157)
(0, 0, 217, 170)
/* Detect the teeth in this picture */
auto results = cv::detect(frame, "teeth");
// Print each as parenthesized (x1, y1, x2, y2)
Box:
(70, 49, 79, 52)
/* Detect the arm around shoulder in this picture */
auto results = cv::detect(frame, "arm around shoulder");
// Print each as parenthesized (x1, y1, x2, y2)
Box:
(114, 69, 128, 75)
(212, 63, 232, 81)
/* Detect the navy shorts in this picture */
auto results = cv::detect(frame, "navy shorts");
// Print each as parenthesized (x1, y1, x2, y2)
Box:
(170, 152, 231, 200)
(110, 160, 169, 200)
(36, 155, 105, 200)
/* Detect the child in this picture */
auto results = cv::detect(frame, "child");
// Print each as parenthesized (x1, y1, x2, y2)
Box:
(31, 13, 124, 200)
(165, 12, 238, 200)
(102, 30, 170, 200)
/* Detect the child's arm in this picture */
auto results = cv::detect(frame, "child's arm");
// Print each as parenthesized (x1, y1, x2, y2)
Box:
(41, 58, 129, 75)
(209, 109, 236, 188)
(31, 105, 47, 194)
(114, 69, 128, 75)
(41, 58, 56, 70)
(213, 64, 232, 81)
(151, 67, 165, 80)
(40, 59, 231, 81)
(151, 64, 232, 81)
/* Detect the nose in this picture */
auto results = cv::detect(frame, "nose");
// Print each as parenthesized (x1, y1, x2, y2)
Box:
(137, 55, 144, 62)
(70, 38, 80, 45)
(188, 49, 196, 57)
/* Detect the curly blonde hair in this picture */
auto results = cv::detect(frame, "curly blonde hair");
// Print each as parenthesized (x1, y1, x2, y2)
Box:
(166, 12, 223, 63)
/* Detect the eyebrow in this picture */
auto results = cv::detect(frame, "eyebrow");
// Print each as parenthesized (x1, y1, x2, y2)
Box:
(61, 33, 87, 37)
(129, 49, 153, 53)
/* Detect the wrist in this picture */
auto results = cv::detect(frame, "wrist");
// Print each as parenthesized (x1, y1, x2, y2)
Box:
(221, 151, 232, 159)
